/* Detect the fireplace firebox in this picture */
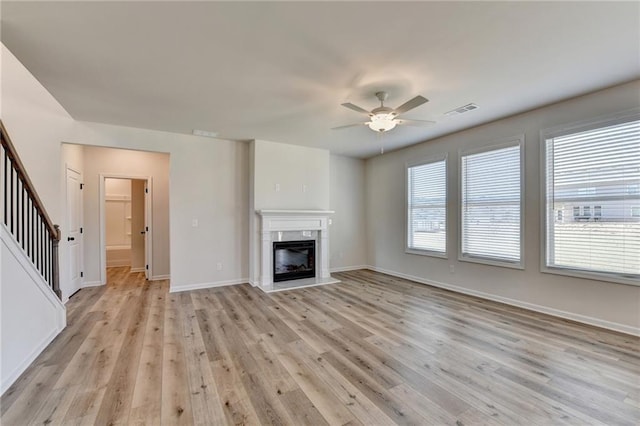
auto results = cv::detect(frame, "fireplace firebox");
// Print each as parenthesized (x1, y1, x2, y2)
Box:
(273, 240, 315, 282)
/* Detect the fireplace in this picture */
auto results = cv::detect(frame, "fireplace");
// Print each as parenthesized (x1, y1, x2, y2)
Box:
(273, 240, 315, 282)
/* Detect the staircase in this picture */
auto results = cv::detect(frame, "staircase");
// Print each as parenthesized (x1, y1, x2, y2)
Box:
(1, 119, 66, 395)
(1, 120, 61, 299)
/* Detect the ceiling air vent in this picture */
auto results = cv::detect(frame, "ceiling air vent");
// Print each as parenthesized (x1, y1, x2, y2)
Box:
(192, 129, 219, 138)
(444, 103, 479, 117)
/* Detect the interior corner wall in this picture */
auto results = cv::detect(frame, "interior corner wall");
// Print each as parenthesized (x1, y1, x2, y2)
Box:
(80, 145, 170, 282)
(364, 80, 640, 333)
(330, 155, 367, 270)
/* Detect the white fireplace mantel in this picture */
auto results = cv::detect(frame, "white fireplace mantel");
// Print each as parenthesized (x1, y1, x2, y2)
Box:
(256, 210, 337, 292)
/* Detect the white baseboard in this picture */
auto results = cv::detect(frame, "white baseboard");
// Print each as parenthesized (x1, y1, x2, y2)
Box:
(82, 280, 104, 288)
(1, 326, 59, 395)
(130, 267, 145, 273)
(150, 274, 170, 281)
(366, 265, 640, 337)
(329, 265, 369, 273)
(169, 278, 248, 293)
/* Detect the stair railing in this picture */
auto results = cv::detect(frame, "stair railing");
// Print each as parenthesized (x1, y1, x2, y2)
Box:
(0, 120, 61, 299)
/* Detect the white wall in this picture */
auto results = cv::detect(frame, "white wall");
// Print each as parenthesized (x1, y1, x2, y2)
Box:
(1, 226, 66, 394)
(253, 139, 330, 210)
(1, 45, 70, 393)
(68, 122, 250, 290)
(365, 80, 640, 334)
(249, 139, 331, 283)
(1, 46, 75, 223)
(330, 155, 367, 271)
(81, 146, 170, 281)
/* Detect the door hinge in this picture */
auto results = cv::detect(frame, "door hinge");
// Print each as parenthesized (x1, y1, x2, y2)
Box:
(80, 227, 83, 234)
(80, 183, 84, 190)
(146, 226, 149, 232)
(145, 265, 149, 270)
(145, 188, 148, 194)
(80, 271, 84, 278)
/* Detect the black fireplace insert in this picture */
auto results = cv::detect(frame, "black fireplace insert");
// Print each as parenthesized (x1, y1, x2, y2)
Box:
(273, 240, 315, 282)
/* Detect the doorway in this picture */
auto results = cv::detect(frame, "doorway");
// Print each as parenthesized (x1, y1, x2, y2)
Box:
(100, 175, 152, 282)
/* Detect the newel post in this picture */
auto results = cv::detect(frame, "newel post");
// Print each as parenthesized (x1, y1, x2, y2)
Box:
(52, 224, 62, 300)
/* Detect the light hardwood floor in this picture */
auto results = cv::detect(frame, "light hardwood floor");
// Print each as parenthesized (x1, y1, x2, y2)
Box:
(1, 267, 639, 425)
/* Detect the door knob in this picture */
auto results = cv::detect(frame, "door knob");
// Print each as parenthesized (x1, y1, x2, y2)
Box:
(140, 231, 146, 235)
(67, 237, 75, 241)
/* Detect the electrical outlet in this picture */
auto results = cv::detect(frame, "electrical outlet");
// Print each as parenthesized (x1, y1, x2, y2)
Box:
(449, 265, 455, 273)
(216, 262, 223, 271)
(275, 183, 280, 192)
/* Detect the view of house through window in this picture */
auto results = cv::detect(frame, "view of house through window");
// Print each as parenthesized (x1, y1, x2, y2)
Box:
(545, 118, 640, 278)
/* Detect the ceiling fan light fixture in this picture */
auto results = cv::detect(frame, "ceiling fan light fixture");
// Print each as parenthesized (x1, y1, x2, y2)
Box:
(368, 113, 397, 132)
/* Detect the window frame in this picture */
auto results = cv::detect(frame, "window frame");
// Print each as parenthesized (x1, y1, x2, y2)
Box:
(405, 154, 448, 259)
(539, 108, 640, 286)
(458, 136, 525, 269)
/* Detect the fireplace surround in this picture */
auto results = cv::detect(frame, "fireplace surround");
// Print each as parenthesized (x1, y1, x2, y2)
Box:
(254, 210, 338, 292)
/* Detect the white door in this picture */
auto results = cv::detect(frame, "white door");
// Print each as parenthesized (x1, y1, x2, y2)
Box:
(66, 168, 83, 296)
(144, 180, 150, 280)
(130, 179, 146, 273)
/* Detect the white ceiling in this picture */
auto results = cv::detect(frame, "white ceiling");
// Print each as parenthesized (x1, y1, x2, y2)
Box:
(2, 1, 639, 158)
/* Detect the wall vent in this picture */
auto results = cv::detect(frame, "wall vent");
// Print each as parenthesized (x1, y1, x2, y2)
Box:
(192, 129, 219, 138)
(445, 103, 479, 116)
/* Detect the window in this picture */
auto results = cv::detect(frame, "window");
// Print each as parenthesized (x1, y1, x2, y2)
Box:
(460, 140, 523, 266)
(544, 115, 640, 282)
(594, 206, 602, 220)
(407, 156, 447, 255)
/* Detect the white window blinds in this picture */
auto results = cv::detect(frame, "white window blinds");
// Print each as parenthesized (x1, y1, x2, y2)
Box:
(407, 158, 446, 254)
(545, 119, 640, 278)
(461, 143, 522, 263)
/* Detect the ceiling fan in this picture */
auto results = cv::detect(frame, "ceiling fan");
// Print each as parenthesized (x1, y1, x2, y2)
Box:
(333, 91, 435, 133)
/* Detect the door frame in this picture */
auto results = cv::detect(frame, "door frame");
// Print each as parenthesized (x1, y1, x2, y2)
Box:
(99, 174, 153, 285)
(65, 164, 83, 301)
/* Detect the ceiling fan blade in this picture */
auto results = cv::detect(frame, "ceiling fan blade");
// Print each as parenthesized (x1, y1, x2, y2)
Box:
(398, 119, 436, 127)
(331, 122, 368, 130)
(341, 102, 372, 115)
(393, 96, 429, 115)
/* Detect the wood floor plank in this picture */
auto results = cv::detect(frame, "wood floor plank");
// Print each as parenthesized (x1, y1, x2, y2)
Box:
(178, 293, 227, 426)
(160, 294, 194, 426)
(2, 267, 638, 425)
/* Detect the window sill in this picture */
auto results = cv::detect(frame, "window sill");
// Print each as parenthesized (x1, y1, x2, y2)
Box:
(542, 266, 640, 287)
(406, 248, 448, 259)
(459, 254, 524, 270)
